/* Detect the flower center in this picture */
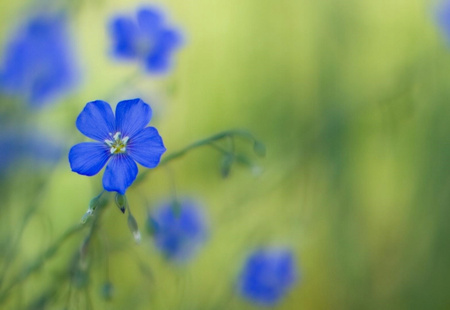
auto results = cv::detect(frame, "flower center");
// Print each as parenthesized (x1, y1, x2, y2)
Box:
(135, 35, 155, 57)
(105, 132, 129, 154)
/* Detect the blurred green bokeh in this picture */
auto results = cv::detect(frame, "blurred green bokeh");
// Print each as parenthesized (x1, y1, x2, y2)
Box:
(1, 0, 450, 309)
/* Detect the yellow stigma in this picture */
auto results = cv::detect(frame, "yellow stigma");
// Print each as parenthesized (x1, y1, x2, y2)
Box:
(105, 132, 129, 154)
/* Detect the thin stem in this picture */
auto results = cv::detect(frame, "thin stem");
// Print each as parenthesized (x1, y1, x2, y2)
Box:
(0, 180, 51, 289)
(0, 129, 261, 304)
(0, 199, 105, 305)
(135, 129, 260, 185)
(160, 129, 258, 165)
(208, 143, 230, 155)
(0, 223, 86, 304)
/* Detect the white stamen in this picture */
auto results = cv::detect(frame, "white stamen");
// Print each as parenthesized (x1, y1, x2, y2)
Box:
(105, 131, 130, 154)
(105, 139, 114, 146)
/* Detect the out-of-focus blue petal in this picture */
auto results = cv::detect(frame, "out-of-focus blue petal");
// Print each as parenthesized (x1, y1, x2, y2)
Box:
(437, 1, 450, 42)
(158, 28, 183, 49)
(108, 7, 182, 74)
(144, 29, 181, 73)
(102, 154, 138, 194)
(110, 16, 139, 58)
(137, 7, 163, 34)
(148, 200, 207, 263)
(115, 98, 152, 138)
(68, 142, 110, 176)
(127, 127, 166, 168)
(239, 248, 298, 306)
(76, 100, 115, 141)
(25, 132, 62, 164)
(145, 48, 170, 72)
(0, 40, 29, 92)
(0, 14, 78, 107)
(0, 128, 62, 175)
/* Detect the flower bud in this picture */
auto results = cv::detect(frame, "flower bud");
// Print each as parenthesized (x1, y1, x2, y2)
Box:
(89, 194, 102, 210)
(253, 141, 266, 157)
(81, 192, 103, 223)
(127, 212, 141, 243)
(100, 282, 114, 301)
(80, 212, 91, 224)
(115, 193, 126, 214)
(235, 154, 252, 167)
(220, 154, 234, 178)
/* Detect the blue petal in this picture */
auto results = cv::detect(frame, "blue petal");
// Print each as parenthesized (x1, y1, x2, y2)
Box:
(150, 200, 207, 262)
(0, 128, 62, 175)
(68, 142, 110, 176)
(110, 16, 139, 58)
(0, 14, 77, 107)
(127, 127, 166, 168)
(239, 248, 298, 306)
(76, 100, 115, 141)
(102, 154, 138, 194)
(158, 28, 183, 49)
(436, 1, 450, 41)
(144, 29, 181, 73)
(145, 49, 170, 73)
(115, 98, 152, 138)
(137, 7, 163, 34)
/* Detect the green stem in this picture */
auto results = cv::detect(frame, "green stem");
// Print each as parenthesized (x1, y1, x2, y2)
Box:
(135, 129, 260, 185)
(0, 129, 260, 304)
(0, 179, 56, 291)
(160, 129, 258, 165)
(0, 223, 86, 304)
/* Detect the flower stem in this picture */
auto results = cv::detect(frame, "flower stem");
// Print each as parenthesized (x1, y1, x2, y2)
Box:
(161, 129, 259, 165)
(0, 179, 54, 291)
(0, 223, 86, 304)
(135, 129, 261, 185)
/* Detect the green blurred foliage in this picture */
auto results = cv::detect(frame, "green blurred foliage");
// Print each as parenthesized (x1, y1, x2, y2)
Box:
(1, 0, 450, 309)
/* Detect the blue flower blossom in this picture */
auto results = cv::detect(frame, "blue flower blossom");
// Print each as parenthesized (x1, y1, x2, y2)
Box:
(147, 200, 207, 263)
(68, 98, 166, 194)
(238, 247, 298, 306)
(110, 7, 182, 73)
(0, 13, 78, 107)
(437, 1, 450, 41)
(0, 127, 62, 176)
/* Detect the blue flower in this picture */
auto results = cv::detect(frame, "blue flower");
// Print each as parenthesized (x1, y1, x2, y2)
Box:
(147, 200, 207, 263)
(238, 247, 298, 306)
(0, 13, 78, 107)
(437, 1, 450, 41)
(109, 7, 182, 73)
(68, 99, 166, 194)
(0, 126, 62, 176)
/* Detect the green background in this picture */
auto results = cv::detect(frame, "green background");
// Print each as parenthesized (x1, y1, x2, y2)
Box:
(0, 0, 449, 308)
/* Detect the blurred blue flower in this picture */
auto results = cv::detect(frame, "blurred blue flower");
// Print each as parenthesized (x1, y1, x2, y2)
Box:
(69, 98, 166, 194)
(0, 127, 62, 176)
(147, 200, 207, 263)
(436, 0, 450, 42)
(238, 247, 298, 306)
(110, 7, 182, 73)
(0, 13, 78, 107)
